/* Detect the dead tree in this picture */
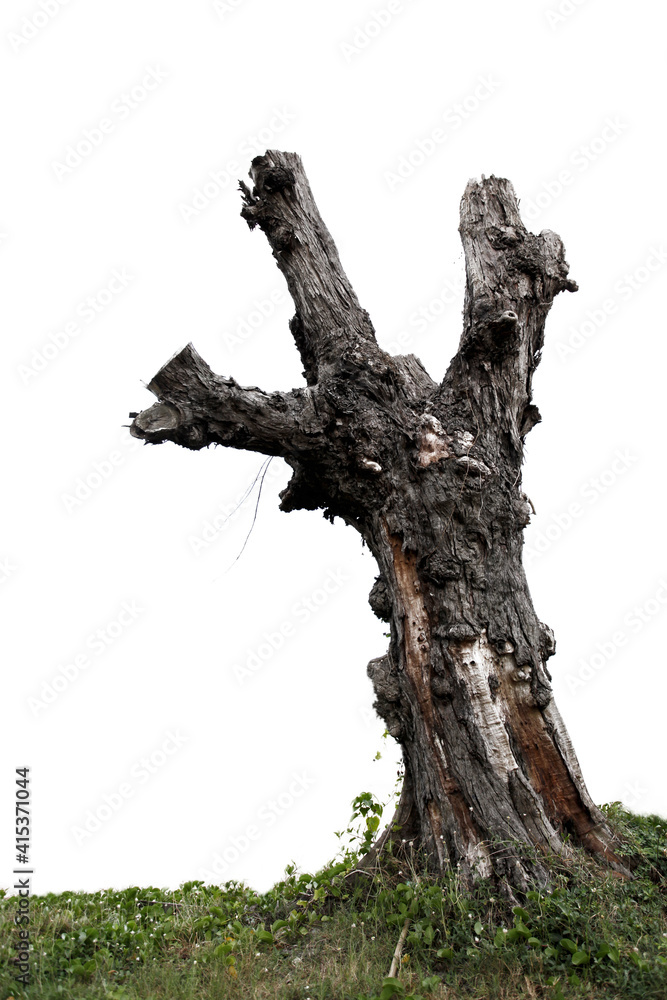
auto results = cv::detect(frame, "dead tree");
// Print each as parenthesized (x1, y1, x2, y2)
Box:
(130, 151, 626, 891)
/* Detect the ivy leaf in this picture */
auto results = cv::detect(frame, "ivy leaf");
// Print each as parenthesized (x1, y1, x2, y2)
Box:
(380, 976, 405, 999)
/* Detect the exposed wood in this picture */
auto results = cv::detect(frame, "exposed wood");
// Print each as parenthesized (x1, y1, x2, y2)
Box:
(130, 151, 628, 889)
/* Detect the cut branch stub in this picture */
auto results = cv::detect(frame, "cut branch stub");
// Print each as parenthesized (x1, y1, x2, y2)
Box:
(131, 343, 323, 457)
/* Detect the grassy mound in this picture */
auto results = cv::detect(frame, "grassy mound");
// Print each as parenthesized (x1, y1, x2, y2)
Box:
(1, 803, 666, 999)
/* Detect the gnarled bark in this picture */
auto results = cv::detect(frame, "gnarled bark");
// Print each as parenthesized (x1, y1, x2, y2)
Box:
(130, 150, 627, 890)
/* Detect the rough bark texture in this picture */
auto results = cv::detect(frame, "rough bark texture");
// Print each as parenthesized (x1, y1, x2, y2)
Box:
(131, 150, 626, 891)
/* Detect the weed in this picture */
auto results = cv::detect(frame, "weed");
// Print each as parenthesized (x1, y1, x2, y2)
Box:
(0, 803, 665, 999)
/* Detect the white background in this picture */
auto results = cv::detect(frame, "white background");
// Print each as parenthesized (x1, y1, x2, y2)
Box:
(2, 0, 665, 896)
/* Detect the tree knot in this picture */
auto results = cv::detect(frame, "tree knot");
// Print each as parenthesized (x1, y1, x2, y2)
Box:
(260, 165, 296, 195)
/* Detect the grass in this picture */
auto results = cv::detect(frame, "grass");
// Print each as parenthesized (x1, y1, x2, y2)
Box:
(1, 803, 666, 999)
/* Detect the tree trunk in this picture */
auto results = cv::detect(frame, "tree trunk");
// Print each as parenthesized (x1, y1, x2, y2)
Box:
(130, 150, 626, 891)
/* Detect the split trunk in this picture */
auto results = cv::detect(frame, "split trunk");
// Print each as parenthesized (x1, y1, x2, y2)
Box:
(131, 150, 626, 890)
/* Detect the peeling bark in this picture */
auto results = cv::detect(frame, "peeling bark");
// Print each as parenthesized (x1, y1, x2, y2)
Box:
(130, 151, 627, 888)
